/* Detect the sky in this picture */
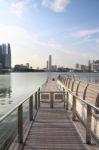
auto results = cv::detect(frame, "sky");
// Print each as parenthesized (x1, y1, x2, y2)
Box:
(0, 0, 99, 69)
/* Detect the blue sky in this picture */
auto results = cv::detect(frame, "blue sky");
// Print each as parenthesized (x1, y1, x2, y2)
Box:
(0, 0, 99, 68)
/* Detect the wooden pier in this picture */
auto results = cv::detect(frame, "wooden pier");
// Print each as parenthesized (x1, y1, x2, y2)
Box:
(23, 108, 89, 150)
(0, 76, 99, 150)
(22, 78, 89, 150)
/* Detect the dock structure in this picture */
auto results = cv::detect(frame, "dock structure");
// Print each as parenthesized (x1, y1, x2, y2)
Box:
(0, 76, 99, 150)
(23, 109, 88, 150)
(22, 78, 89, 150)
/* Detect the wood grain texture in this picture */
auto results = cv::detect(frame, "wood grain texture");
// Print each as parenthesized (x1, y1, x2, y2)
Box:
(23, 107, 89, 150)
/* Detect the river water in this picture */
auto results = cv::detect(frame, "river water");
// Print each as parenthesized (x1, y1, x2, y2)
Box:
(0, 72, 60, 116)
(0, 72, 99, 117)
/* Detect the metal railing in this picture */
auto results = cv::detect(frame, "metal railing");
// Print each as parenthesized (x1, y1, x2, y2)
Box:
(40, 91, 65, 108)
(0, 88, 40, 150)
(58, 76, 99, 145)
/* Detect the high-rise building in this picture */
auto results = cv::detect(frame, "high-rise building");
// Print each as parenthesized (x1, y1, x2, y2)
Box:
(26, 63, 30, 69)
(8, 43, 11, 68)
(46, 60, 48, 70)
(75, 64, 80, 70)
(48, 55, 52, 71)
(0, 43, 11, 69)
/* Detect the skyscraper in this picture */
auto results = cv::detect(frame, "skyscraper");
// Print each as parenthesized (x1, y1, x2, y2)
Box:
(0, 43, 11, 70)
(46, 60, 48, 70)
(48, 55, 52, 71)
(8, 43, 11, 68)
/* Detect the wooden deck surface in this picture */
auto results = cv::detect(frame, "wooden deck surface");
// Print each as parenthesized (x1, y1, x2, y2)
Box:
(22, 78, 89, 150)
(23, 107, 89, 150)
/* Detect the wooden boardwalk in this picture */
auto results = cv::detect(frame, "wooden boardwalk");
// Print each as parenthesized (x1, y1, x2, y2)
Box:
(23, 107, 89, 150)
(22, 78, 89, 150)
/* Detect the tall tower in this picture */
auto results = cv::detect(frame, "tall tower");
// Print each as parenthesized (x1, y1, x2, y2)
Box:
(0, 43, 11, 69)
(8, 43, 11, 68)
(48, 55, 52, 71)
(46, 60, 48, 70)
(88, 60, 91, 71)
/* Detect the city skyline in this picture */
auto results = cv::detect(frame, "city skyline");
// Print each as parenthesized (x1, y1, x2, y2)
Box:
(0, 43, 11, 69)
(0, 0, 99, 68)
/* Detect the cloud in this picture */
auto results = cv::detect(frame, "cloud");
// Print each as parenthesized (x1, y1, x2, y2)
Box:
(42, 0, 71, 12)
(0, 0, 4, 2)
(72, 29, 99, 38)
(11, 1, 27, 17)
(11, 0, 37, 17)
(0, 24, 64, 67)
(96, 38, 99, 44)
(0, 23, 98, 68)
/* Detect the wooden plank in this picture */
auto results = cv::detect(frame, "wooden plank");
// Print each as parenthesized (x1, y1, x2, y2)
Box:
(23, 107, 89, 150)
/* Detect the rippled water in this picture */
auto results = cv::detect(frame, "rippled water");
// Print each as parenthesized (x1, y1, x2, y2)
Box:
(0, 72, 61, 116)
(0, 72, 99, 116)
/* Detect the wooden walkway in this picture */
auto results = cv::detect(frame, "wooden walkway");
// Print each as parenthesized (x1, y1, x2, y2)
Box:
(23, 107, 89, 150)
(22, 77, 89, 150)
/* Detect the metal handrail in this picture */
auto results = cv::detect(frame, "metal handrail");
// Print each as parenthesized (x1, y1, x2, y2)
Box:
(67, 88, 99, 111)
(0, 94, 33, 123)
(39, 91, 65, 93)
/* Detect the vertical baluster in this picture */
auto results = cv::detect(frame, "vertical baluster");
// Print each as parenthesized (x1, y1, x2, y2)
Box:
(38, 88, 40, 108)
(66, 92, 69, 110)
(50, 92, 53, 108)
(29, 95, 33, 121)
(35, 92, 37, 110)
(72, 95, 76, 121)
(18, 104, 23, 143)
(86, 105, 92, 144)
(63, 88, 65, 108)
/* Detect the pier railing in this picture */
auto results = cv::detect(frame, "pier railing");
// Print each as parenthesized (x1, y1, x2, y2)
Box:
(58, 76, 99, 145)
(40, 91, 65, 108)
(0, 88, 40, 150)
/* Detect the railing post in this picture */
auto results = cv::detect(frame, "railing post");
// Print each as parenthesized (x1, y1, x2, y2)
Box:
(86, 105, 92, 144)
(29, 95, 33, 121)
(76, 81, 81, 96)
(50, 92, 53, 108)
(63, 88, 65, 108)
(72, 95, 76, 121)
(83, 84, 89, 100)
(66, 92, 69, 110)
(68, 79, 71, 89)
(18, 104, 23, 144)
(38, 88, 40, 108)
(71, 80, 75, 91)
(35, 92, 37, 110)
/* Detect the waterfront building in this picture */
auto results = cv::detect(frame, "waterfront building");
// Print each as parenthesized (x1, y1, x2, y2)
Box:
(91, 60, 99, 72)
(26, 63, 30, 69)
(8, 43, 11, 68)
(46, 60, 48, 70)
(75, 64, 80, 70)
(0, 43, 11, 69)
(51, 65, 57, 71)
(88, 60, 91, 71)
(48, 55, 52, 71)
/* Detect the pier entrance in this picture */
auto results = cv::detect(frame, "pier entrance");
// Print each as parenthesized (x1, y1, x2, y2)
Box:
(22, 78, 89, 150)
(23, 107, 89, 150)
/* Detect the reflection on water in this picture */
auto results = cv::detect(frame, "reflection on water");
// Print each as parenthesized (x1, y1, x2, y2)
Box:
(0, 72, 99, 117)
(0, 88, 11, 98)
(0, 72, 50, 116)
(0, 74, 12, 106)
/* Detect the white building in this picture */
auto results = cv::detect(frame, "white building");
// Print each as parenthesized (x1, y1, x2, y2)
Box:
(48, 55, 52, 71)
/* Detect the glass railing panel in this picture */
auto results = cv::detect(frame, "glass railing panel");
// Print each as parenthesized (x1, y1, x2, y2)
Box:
(0, 109, 17, 150)
(22, 99, 30, 137)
